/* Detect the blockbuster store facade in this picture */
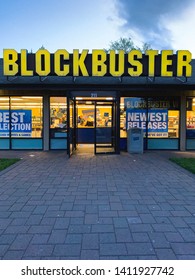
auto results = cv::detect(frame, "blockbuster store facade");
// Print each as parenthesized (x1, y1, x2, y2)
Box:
(0, 48, 195, 155)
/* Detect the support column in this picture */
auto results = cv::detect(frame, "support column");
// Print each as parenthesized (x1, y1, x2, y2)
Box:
(43, 94, 50, 151)
(180, 94, 186, 151)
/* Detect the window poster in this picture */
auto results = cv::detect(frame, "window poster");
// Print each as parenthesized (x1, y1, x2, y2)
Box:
(0, 110, 32, 137)
(125, 99, 168, 137)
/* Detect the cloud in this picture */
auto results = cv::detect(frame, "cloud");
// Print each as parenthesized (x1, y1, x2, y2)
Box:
(115, 0, 194, 49)
(163, 3, 195, 55)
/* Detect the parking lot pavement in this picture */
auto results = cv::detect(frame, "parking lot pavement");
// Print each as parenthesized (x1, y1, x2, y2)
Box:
(0, 150, 195, 259)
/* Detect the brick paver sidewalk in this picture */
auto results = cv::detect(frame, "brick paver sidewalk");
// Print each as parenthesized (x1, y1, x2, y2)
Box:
(0, 150, 195, 259)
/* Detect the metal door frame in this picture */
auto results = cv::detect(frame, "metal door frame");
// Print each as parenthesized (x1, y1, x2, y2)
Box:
(94, 99, 119, 154)
(67, 96, 77, 157)
(67, 92, 120, 156)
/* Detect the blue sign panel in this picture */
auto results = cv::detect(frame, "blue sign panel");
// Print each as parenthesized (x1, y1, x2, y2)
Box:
(0, 110, 32, 136)
(126, 108, 168, 136)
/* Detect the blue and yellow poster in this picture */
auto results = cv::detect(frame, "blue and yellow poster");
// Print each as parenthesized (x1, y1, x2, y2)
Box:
(125, 98, 168, 137)
(0, 110, 32, 137)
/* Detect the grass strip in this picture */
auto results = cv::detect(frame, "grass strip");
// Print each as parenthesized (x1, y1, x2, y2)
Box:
(0, 158, 20, 171)
(170, 158, 195, 174)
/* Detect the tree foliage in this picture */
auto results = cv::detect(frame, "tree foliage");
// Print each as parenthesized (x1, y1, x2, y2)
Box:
(105, 37, 152, 53)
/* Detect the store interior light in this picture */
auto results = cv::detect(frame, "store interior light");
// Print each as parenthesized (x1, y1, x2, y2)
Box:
(50, 103, 66, 106)
(79, 105, 94, 108)
(21, 96, 42, 99)
(11, 104, 42, 109)
(78, 105, 113, 109)
(11, 103, 42, 105)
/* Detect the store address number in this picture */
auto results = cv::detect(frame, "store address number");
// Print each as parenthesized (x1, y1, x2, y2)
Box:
(91, 93, 97, 97)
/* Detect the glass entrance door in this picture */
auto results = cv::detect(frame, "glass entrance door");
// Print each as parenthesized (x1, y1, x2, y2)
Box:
(67, 97, 76, 157)
(94, 100, 117, 154)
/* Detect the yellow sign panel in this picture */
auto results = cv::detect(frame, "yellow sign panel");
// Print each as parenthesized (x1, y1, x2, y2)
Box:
(3, 49, 192, 77)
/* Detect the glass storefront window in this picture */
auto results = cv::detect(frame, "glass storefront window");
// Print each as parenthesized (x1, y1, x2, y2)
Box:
(49, 97, 67, 146)
(120, 97, 180, 139)
(77, 101, 112, 128)
(148, 98, 179, 138)
(10, 96, 43, 138)
(167, 110, 179, 138)
(186, 97, 195, 138)
(77, 102, 95, 127)
(0, 96, 43, 138)
(50, 97, 67, 129)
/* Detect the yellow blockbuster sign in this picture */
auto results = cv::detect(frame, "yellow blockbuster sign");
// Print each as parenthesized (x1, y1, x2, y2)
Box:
(3, 49, 192, 77)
